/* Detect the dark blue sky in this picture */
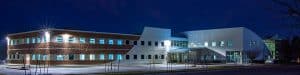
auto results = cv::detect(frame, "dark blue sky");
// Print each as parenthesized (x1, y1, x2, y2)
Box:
(0, 0, 299, 59)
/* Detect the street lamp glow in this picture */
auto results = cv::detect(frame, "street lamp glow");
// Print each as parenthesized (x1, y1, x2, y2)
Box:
(44, 31, 51, 42)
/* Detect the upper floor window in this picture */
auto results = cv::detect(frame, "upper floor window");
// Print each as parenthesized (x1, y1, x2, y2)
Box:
(99, 39, 105, 44)
(79, 37, 86, 44)
(37, 37, 41, 43)
(90, 38, 95, 44)
(133, 55, 137, 59)
(99, 54, 105, 60)
(80, 54, 85, 60)
(148, 41, 152, 46)
(32, 54, 36, 60)
(161, 55, 165, 59)
(155, 55, 158, 59)
(161, 42, 164, 46)
(56, 36, 63, 43)
(141, 55, 145, 59)
(148, 55, 152, 59)
(212, 41, 217, 47)
(117, 40, 123, 45)
(141, 41, 145, 45)
(69, 37, 76, 43)
(26, 38, 30, 44)
(32, 37, 36, 43)
(108, 39, 114, 45)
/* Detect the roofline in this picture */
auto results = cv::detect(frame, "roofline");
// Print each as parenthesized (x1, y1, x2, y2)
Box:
(184, 27, 245, 33)
(7, 28, 141, 36)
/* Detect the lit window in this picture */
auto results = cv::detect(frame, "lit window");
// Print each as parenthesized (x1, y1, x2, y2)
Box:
(69, 37, 76, 43)
(80, 54, 85, 60)
(37, 54, 41, 60)
(220, 41, 225, 47)
(108, 54, 114, 60)
(56, 36, 63, 43)
(212, 42, 217, 47)
(10, 40, 14, 45)
(26, 38, 30, 44)
(117, 54, 122, 60)
(99, 39, 105, 44)
(42, 55, 47, 60)
(108, 39, 114, 45)
(117, 40, 122, 45)
(90, 54, 95, 60)
(99, 54, 105, 60)
(32, 37, 36, 43)
(227, 41, 233, 47)
(90, 38, 95, 44)
(32, 54, 36, 60)
(79, 37, 86, 44)
(204, 41, 209, 47)
(56, 55, 64, 61)
(37, 37, 41, 43)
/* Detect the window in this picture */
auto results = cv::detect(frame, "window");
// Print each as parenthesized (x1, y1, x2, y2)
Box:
(141, 55, 145, 59)
(148, 41, 152, 46)
(108, 54, 114, 60)
(56, 55, 64, 61)
(42, 55, 47, 60)
(117, 40, 122, 45)
(69, 37, 76, 43)
(227, 41, 233, 47)
(80, 54, 85, 60)
(125, 40, 130, 45)
(26, 38, 30, 44)
(55, 36, 63, 43)
(69, 54, 74, 60)
(108, 39, 114, 45)
(133, 41, 137, 45)
(126, 55, 130, 60)
(161, 55, 165, 59)
(141, 41, 145, 45)
(155, 55, 158, 59)
(99, 54, 105, 60)
(32, 54, 36, 60)
(133, 55, 137, 59)
(161, 42, 164, 46)
(155, 41, 158, 46)
(90, 54, 95, 60)
(117, 54, 122, 60)
(148, 55, 152, 59)
(37, 54, 41, 60)
(212, 41, 217, 47)
(32, 37, 36, 43)
(99, 39, 105, 44)
(220, 41, 225, 47)
(90, 38, 95, 44)
(204, 41, 209, 47)
(79, 37, 86, 44)
(37, 37, 41, 43)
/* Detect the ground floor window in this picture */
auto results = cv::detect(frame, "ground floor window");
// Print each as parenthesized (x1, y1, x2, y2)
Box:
(161, 55, 164, 59)
(90, 54, 95, 60)
(126, 55, 130, 60)
(56, 55, 64, 61)
(80, 54, 85, 60)
(108, 54, 114, 60)
(32, 54, 36, 60)
(141, 55, 145, 59)
(99, 54, 105, 60)
(117, 54, 122, 60)
(69, 54, 74, 60)
(148, 55, 152, 59)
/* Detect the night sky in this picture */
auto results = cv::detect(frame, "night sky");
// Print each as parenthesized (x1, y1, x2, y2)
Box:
(0, 0, 299, 60)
